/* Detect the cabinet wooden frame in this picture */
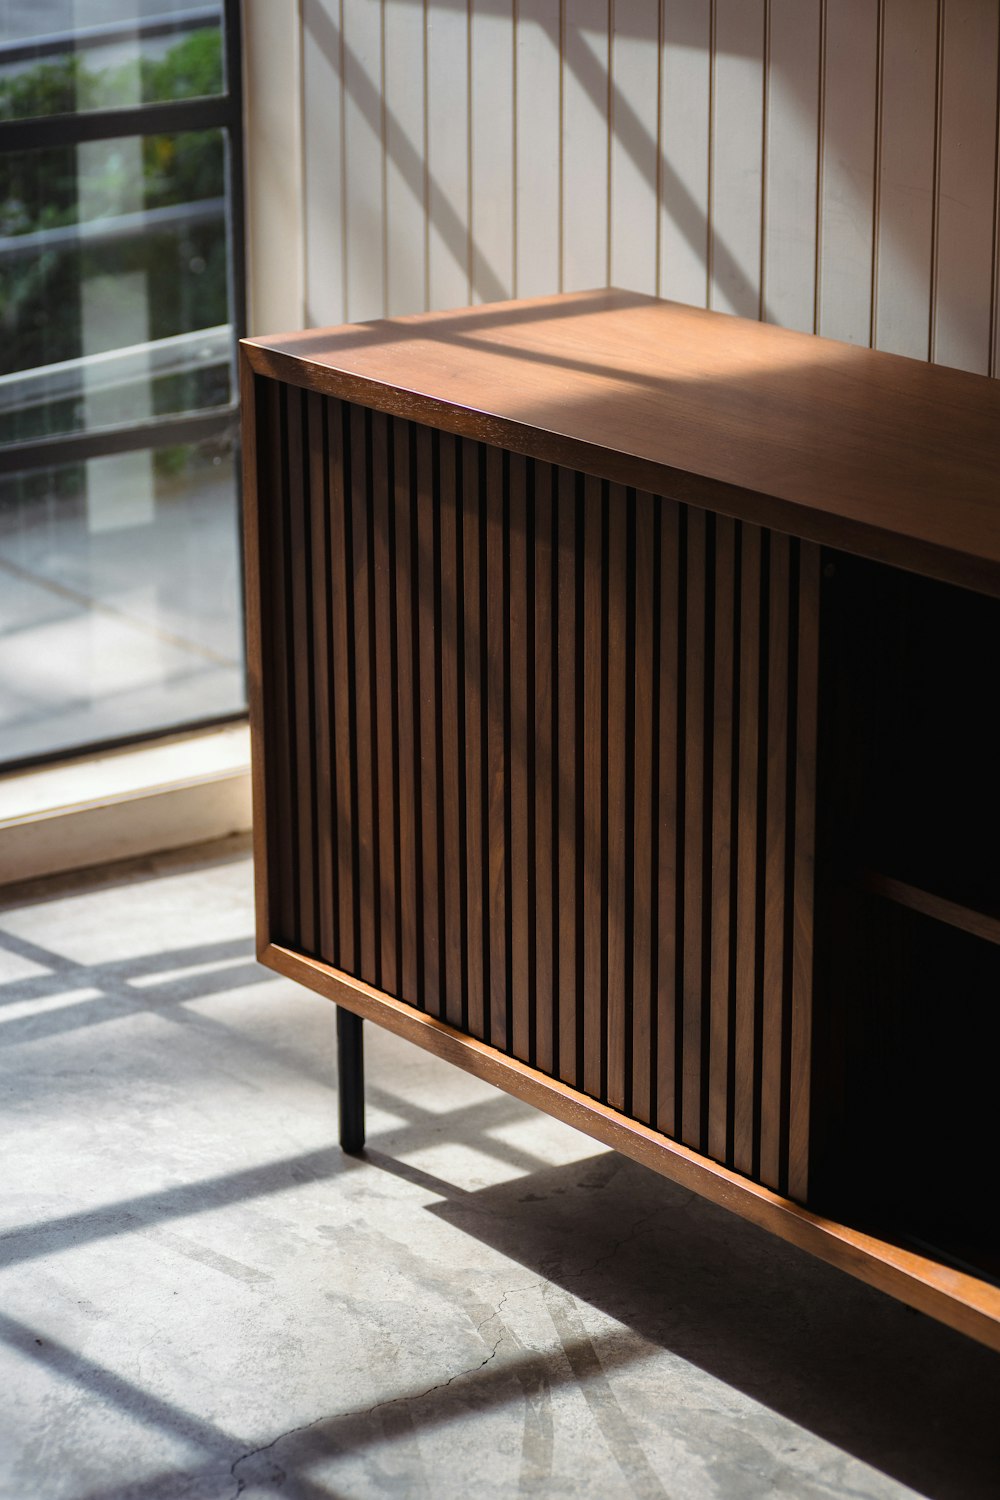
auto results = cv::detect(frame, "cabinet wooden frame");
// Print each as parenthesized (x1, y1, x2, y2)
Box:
(241, 290, 1000, 1353)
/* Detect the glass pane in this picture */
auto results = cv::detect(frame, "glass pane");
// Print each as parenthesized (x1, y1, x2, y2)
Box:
(0, 128, 233, 446)
(0, 3, 224, 122)
(0, 434, 245, 763)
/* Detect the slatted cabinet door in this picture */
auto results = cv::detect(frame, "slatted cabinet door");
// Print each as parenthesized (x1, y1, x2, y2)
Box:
(243, 288, 1000, 1352)
(251, 381, 819, 1203)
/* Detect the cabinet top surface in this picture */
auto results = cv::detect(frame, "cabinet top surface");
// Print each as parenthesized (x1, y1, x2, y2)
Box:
(243, 289, 1000, 591)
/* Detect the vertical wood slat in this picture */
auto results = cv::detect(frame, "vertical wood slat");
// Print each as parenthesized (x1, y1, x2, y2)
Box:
(708, 516, 737, 1162)
(760, 532, 791, 1189)
(681, 507, 707, 1149)
(605, 483, 629, 1112)
(349, 404, 377, 982)
(582, 474, 604, 1100)
(328, 399, 356, 972)
(631, 490, 656, 1126)
(262, 380, 297, 949)
(485, 445, 508, 1051)
(416, 424, 440, 1015)
(534, 463, 556, 1076)
(306, 391, 335, 966)
(788, 541, 821, 1201)
(287, 388, 317, 958)
(371, 411, 397, 998)
(556, 467, 579, 1088)
(439, 434, 464, 1029)
(733, 524, 762, 1176)
(462, 440, 486, 1040)
(256, 386, 820, 1198)
(393, 418, 419, 1005)
(656, 501, 681, 1138)
(508, 456, 532, 1061)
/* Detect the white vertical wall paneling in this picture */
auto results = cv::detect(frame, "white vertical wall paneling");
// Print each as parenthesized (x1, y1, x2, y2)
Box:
(302, 0, 345, 329)
(470, 0, 515, 303)
(932, 0, 1000, 374)
(763, 0, 821, 332)
(514, 0, 562, 297)
(245, 0, 306, 333)
(711, 0, 766, 318)
(874, 0, 939, 359)
(561, 0, 611, 292)
(609, 0, 659, 295)
(426, 2, 471, 308)
(817, 0, 878, 345)
(292, 2, 1000, 373)
(342, 0, 386, 321)
(384, 0, 427, 315)
(659, 0, 712, 307)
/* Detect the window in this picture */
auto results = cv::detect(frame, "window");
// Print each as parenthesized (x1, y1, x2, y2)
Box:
(0, 1, 246, 769)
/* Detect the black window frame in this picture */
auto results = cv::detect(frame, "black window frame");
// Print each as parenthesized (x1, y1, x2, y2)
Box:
(0, 0, 248, 773)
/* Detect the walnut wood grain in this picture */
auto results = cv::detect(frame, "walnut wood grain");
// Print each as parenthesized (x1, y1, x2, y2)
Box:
(243, 289, 1000, 599)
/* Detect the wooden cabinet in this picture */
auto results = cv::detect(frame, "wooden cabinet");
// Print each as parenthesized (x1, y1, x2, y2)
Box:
(241, 289, 1000, 1351)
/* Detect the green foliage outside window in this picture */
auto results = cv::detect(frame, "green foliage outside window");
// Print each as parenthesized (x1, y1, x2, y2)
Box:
(0, 28, 230, 444)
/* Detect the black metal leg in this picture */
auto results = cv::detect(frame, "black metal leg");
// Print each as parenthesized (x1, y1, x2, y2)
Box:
(336, 1007, 365, 1155)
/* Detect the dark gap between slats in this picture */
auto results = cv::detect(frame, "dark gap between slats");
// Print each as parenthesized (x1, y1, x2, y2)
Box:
(779, 540, 802, 1196)
(407, 421, 426, 1009)
(387, 419, 404, 997)
(600, 483, 611, 1104)
(455, 438, 470, 1033)
(752, 532, 772, 1182)
(648, 500, 663, 1132)
(320, 396, 341, 960)
(363, 409, 383, 989)
(700, 512, 717, 1155)
(726, 523, 744, 1169)
(432, 432, 448, 1018)
(674, 505, 689, 1139)
(478, 442, 491, 1037)
(502, 450, 514, 1055)
(526, 461, 538, 1070)
(549, 471, 562, 1078)
(303, 390, 322, 959)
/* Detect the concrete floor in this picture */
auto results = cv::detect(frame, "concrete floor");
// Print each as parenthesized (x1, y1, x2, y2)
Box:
(0, 840, 996, 1500)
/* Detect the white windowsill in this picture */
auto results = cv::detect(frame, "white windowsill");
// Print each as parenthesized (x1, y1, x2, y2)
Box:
(0, 722, 252, 888)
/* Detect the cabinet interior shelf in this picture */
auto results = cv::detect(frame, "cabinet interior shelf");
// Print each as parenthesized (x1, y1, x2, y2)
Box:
(860, 869, 1000, 948)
